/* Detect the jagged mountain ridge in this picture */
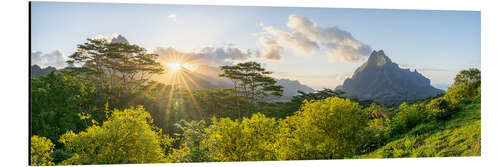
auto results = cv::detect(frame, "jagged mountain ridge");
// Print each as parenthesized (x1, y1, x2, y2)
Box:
(31, 65, 59, 78)
(337, 50, 444, 104)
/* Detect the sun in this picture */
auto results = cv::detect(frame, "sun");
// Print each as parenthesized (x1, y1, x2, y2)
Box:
(167, 63, 182, 71)
(166, 62, 197, 72)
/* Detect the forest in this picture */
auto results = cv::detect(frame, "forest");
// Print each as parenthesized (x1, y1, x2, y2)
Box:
(30, 38, 481, 165)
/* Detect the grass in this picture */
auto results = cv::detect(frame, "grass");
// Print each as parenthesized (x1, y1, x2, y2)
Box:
(359, 99, 481, 158)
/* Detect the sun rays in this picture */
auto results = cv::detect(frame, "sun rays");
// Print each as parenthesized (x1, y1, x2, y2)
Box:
(140, 54, 207, 121)
(166, 62, 197, 72)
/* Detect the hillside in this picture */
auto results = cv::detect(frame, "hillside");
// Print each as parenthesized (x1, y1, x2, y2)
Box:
(337, 50, 444, 104)
(360, 99, 481, 158)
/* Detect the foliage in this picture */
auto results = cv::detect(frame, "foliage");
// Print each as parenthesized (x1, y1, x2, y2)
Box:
(167, 120, 211, 163)
(444, 68, 481, 104)
(59, 106, 173, 165)
(30, 36, 482, 163)
(67, 38, 164, 90)
(363, 118, 390, 152)
(388, 103, 428, 136)
(364, 103, 389, 119)
(194, 88, 249, 119)
(276, 97, 369, 160)
(426, 98, 455, 120)
(51, 149, 73, 165)
(31, 135, 55, 166)
(31, 72, 99, 147)
(361, 100, 480, 158)
(203, 113, 279, 161)
(453, 68, 480, 86)
(289, 89, 345, 112)
(219, 61, 283, 119)
(444, 83, 481, 104)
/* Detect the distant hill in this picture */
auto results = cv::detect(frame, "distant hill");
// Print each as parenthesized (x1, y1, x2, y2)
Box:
(158, 65, 316, 100)
(274, 78, 316, 101)
(31, 65, 59, 78)
(336, 50, 444, 104)
(32, 63, 316, 101)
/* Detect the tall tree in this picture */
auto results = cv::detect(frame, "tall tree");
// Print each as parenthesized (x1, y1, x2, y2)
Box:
(66, 38, 164, 90)
(31, 72, 99, 147)
(453, 68, 480, 86)
(219, 61, 283, 118)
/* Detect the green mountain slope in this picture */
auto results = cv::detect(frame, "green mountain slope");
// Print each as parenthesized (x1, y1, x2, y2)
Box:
(360, 100, 480, 158)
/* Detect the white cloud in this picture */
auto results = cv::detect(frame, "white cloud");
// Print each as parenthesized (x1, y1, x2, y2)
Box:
(168, 14, 177, 21)
(154, 45, 253, 67)
(259, 37, 283, 60)
(31, 50, 67, 68)
(261, 25, 319, 55)
(261, 14, 372, 62)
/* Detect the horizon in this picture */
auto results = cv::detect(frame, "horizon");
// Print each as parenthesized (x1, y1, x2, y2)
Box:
(30, 2, 480, 90)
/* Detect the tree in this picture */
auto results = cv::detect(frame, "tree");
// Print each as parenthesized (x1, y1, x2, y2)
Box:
(426, 98, 454, 120)
(59, 106, 173, 165)
(194, 88, 249, 119)
(444, 68, 481, 104)
(31, 136, 55, 166)
(67, 38, 164, 90)
(364, 103, 389, 119)
(289, 88, 345, 112)
(31, 72, 99, 147)
(167, 120, 211, 163)
(388, 103, 428, 135)
(203, 113, 279, 161)
(219, 61, 283, 118)
(276, 97, 369, 160)
(453, 68, 480, 86)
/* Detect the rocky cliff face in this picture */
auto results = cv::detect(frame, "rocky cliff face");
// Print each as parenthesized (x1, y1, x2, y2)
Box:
(337, 50, 444, 104)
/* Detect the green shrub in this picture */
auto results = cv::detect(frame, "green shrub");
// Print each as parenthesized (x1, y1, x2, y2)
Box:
(167, 120, 211, 163)
(389, 103, 428, 136)
(426, 98, 455, 120)
(31, 135, 55, 166)
(444, 68, 481, 104)
(59, 106, 173, 165)
(51, 149, 73, 165)
(276, 97, 369, 160)
(203, 113, 279, 161)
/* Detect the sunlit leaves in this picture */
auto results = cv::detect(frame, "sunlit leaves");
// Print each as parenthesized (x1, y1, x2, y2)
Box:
(276, 97, 369, 160)
(30, 136, 55, 166)
(59, 106, 173, 165)
(203, 113, 279, 161)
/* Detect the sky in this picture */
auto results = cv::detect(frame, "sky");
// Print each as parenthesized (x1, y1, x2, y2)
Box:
(30, 2, 480, 90)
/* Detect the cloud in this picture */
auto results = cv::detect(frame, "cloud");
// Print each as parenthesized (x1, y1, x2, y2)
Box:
(168, 14, 177, 21)
(154, 45, 253, 67)
(31, 50, 67, 68)
(261, 24, 319, 54)
(261, 14, 372, 62)
(258, 37, 283, 60)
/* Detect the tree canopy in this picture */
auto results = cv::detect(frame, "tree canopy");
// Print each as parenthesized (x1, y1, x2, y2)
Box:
(58, 106, 173, 165)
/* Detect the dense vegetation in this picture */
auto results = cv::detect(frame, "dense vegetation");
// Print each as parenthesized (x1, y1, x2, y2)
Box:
(30, 38, 481, 165)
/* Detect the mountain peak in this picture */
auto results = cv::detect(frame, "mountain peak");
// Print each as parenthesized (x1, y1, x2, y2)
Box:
(337, 50, 444, 103)
(367, 50, 391, 67)
(111, 34, 129, 43)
